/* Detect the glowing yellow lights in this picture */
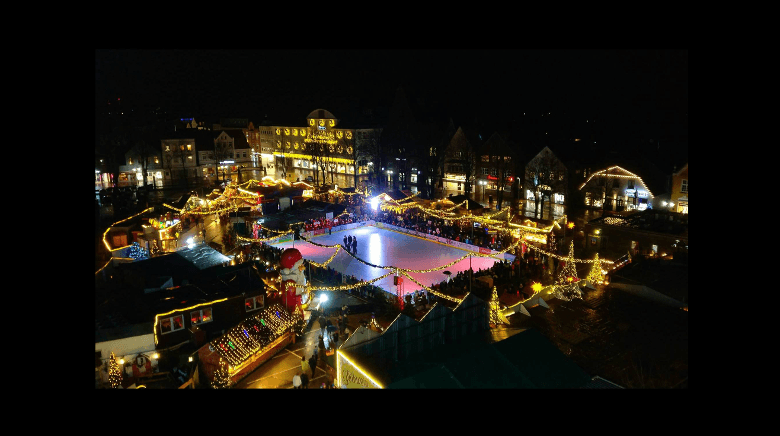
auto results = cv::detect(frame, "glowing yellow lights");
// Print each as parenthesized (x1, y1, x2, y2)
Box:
(337, 350, 384, 389)
(153, 353, 159, 359)
(531, 282, 543, 293)
(567, 222, 575, 229)
(119, 358, 125, 365)
(337, 131, 343, 139)
(329, 120, 335, 127)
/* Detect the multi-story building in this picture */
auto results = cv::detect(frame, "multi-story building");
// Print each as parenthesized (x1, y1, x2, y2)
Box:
(475, 132, 516, 206)
(442, 127, 482, 195)
(256, 109, 381, 187)
(524, 146, 568, 209)
(670, 163, 688, 214)
(578, 165, 655, 212)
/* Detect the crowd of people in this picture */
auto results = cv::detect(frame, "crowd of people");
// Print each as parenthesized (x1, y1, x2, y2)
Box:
(375, 210, 515, 252)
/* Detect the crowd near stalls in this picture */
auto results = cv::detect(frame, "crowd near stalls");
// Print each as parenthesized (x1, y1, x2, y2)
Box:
(374, 211, 514, 251)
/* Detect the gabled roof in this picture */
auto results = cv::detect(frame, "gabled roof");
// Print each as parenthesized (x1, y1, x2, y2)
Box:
(215, 129, 249, 149)
(479, 132, 513, 157)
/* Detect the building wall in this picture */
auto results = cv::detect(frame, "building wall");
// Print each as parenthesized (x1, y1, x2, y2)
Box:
(580, 173, 653, 211)
(671, 164, 688, 214)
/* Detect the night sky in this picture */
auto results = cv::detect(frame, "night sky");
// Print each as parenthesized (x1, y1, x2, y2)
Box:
(95, 49, 687, 168)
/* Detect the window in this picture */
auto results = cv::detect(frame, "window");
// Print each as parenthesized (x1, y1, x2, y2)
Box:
(188, 155, 193, 161)
(165, 145, 170, 152)
(482, 168, 489, 175)
(159, 314, 184, 334)
(128, 158, 133, 165)
(190, 308, 212, 325)
(481, 155, 489, 162)
(681, 180, 688, 193)
(457, 182, 462, 191)
(187, 144, 192, 151)
(154, 157, 159, 164)
(490, 168, 497, 176)
(411, 174, 417, 183)
(245, 296, 264, 311)
(504, 156, 511, 162)
(112, 234, 127, 247)
(180, 145, 185, 151)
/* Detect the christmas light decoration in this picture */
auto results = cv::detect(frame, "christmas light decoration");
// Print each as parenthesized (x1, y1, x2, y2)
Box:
(586, 253, 607, 285)
(209, 304, 301, 373)
(489, 286, 503, 326)
(102, 206, 156, 252)
(108, 352, 122, 389)
(154, 298, 228, 345)
(554, 241, 583, 301)
(212, 358, 232, 389)
(127, 241, 149, 261)
(577, 165, 655, 199)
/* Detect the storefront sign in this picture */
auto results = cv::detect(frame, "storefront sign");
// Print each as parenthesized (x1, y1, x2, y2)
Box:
(637, 190, 648, 198)
(625, 189, 636, 198)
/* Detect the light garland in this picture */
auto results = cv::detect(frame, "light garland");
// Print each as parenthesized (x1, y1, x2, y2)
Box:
(101, 206, 156, 252)
(578, 165, 655, 198)
(154, 298, 229, 345)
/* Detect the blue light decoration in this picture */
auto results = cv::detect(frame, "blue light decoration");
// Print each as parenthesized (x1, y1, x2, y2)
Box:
(243, 329, 249, 338)
(275, 311, 281, 318)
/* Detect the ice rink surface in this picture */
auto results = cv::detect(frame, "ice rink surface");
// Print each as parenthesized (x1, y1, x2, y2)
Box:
(271, 225, 501, 296)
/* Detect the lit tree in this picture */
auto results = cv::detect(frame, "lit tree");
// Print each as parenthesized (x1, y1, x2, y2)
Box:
(212, 358, 232, 389)
(108, 352, 122, 389)
(586, 253, 606, 285)
(555, 241, 582, 301)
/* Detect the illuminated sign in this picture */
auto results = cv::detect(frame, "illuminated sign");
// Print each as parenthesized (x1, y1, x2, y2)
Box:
(318, 126, 326, 131)
(625, 189, 636, 198)
(637, 190, 648, 198)
(487, 175, 497, 180)
(337, 351, 382, 389)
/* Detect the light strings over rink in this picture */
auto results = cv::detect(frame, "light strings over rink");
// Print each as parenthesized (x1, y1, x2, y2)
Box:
(271, 226, 502, 296)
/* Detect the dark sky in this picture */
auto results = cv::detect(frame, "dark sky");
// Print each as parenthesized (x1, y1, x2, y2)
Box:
(96, 49, 687, 166)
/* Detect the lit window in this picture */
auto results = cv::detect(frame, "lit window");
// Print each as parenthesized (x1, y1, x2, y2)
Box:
(482, 155, 489, 162)
(245, 296, 264, 312)
(190, 308, 212, 325)
(128, 158, 133, 164)
(187, 144, 192, 151)
(165, 146, 170, 152)
(154, 157, 159, 164)
(681, 180, 688, 193)
(160, 315, 184, 334)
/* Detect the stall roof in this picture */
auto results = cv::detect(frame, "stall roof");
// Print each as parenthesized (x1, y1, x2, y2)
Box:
(447, 194, 483, 210)
(351, 329, 590, 389)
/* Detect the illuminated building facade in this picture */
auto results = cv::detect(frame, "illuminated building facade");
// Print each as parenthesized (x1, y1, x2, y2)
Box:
(442, 127, 482, 194)
(256, 109, 381, 186)
(476, 132, 516, 204)
(670, 163, 688, 214)
(578, 165, 654, 212)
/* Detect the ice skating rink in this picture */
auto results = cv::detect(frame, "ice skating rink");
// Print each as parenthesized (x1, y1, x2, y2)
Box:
(272, 225, 501, 296)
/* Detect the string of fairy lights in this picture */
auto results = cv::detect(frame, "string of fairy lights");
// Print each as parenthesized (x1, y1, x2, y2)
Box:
(101, 206, 156, 252)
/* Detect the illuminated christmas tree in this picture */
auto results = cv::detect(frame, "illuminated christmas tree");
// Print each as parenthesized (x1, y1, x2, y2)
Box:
(586, 253, 606, 285)
(108, 352, 122, 389)
(212, 358, 232, 389)
(489, 286, 502, 326)
(555, 241, 582, 301)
